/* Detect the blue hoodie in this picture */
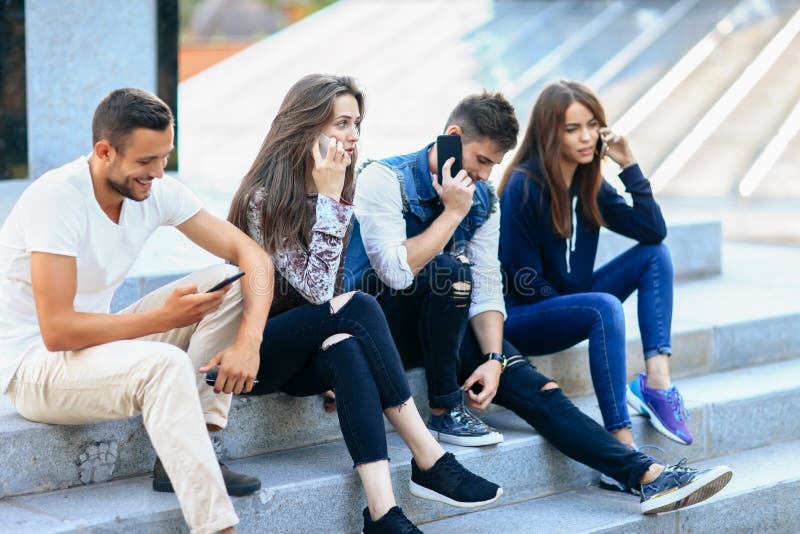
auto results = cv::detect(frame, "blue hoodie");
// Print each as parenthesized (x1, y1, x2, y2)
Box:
(499, 158, 667, 306)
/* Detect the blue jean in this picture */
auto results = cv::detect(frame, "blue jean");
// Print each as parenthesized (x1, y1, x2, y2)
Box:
(248, 291, 412, 467)
(504, 243, 674, 432)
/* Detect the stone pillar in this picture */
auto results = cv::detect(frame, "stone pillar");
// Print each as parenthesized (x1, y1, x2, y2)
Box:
(25, 0, 157, 178)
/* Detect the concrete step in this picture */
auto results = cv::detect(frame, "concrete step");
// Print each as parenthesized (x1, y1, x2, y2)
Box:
(3, 241, 798, 498)
(661, 13, 800, 197)
(112, 219, 723, 313)
(2, 341, 799, 513)
(598, 0, 738, 120)
(421, 439, 800, 534)
(629, 11, 786, 178)
(2, 359, 799, 532)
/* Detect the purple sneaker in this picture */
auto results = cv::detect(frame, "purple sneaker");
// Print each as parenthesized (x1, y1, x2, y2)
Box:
(627, 374, 693, 445)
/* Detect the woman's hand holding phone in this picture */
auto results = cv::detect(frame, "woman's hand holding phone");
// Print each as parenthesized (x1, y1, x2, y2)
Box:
(311, 133, 350, 200)
(598, 127, 637, 169)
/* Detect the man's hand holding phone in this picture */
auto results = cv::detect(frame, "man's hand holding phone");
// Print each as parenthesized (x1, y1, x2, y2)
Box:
(199, 337, 260, 396)
(433, 156, 475, 221)
(158, 283, 230, 331)
(311, 133, 350, 201)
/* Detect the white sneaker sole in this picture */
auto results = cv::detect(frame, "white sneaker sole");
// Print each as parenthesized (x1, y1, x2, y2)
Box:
(409, 480, 504, 508)
(626, 385, 691, 445)
(430, 428, 504, 447)
(640, 465, 733, 514)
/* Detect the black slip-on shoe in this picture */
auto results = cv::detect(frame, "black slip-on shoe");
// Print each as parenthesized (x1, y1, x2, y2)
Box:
(152, 456, 261, 496)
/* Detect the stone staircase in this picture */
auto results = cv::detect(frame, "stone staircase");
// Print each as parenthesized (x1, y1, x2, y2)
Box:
(2, 221, 800, 532)
(4, 0, 800, 531)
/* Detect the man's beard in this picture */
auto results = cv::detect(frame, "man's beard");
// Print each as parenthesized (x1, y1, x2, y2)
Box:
(107, 165, 147, 201)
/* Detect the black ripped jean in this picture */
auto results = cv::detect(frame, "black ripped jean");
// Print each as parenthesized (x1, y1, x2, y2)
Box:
(248, 291, 411, 467)
(378, 253, 472, 410)
(380, 254, 654, 488)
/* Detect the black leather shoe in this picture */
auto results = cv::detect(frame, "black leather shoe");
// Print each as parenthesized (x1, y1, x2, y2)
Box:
(152, 457, 261, 496)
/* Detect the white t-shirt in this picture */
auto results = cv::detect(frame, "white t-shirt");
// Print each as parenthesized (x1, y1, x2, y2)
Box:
(0, 155, 203, 393)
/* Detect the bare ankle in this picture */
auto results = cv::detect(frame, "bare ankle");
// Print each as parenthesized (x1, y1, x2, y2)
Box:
(611, 427, 636, 448)
(430, 407, 445, 416)
(639, 463, 665, 484)
(644, 355, 671, 390)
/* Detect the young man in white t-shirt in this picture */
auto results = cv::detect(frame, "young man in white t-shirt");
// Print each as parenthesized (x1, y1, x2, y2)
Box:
(0, 88, 273, 534)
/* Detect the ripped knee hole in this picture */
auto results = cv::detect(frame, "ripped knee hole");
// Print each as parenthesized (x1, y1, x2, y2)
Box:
(541, 381, 559, 392)
(321, 333, 354, 351)
(329, 291, 357, 315)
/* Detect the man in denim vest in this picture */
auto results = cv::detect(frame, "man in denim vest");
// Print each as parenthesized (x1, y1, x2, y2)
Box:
(345, 92, 513, 445)
(344, 92, 733, 513)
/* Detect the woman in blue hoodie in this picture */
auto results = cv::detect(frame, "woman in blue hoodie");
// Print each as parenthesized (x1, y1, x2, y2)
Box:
(497, 80, 691, 461)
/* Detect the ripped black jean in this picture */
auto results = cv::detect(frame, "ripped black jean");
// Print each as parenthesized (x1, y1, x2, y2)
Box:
(378, 253, 472, 410)
(249, 291, 411, 467)
(458, 330, 654, 489)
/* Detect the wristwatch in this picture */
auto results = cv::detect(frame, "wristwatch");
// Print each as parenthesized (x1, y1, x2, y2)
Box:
(485, 352, 508, 372)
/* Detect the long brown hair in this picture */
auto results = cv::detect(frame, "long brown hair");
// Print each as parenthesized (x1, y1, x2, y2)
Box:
(228, 74, 364, 253)
(498, 80, 605, 239)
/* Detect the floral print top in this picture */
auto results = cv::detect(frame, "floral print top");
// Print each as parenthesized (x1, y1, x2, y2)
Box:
(246, 190, 353, 317)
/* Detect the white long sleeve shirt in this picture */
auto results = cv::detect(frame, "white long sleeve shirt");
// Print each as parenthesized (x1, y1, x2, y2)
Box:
(354, 162, 506, 320)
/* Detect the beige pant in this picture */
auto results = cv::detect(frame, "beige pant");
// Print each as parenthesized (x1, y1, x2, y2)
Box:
(6, 264, 245, 534)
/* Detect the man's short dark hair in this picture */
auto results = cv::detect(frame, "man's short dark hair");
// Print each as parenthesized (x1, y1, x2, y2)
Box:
(445, 91, 519, 152)
(92, 88, 174, 152)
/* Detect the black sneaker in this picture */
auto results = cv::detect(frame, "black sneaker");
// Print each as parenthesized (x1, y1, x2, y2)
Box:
(152, 457, 261, 496)
(362, 506, 422, 534)
(428, 403, 503, 446)
(409, 452, 503, 508)
(640, 459, 732, 514)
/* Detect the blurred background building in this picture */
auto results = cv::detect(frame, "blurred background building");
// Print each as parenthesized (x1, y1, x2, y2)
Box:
(2, 0, 800, 267)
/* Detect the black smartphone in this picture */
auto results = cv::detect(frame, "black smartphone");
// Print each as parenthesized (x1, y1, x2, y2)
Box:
(436, 134, 462, 185)
(205, 366, 259, 387)
(595, 131, 606, 158)
(205, 367, 219, 387)
(206, 271, 245, 293)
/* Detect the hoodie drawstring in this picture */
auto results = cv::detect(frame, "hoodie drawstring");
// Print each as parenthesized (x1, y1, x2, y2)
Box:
(566, 195, 578, 274)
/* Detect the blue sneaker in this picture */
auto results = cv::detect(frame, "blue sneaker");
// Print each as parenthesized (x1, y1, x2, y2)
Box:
(640, 459, 732, 514)
(627, 374, 693, 445)
(428, 403, 503, 447)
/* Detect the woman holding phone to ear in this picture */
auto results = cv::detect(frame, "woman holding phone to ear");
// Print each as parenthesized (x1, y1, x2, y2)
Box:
(228, 74, 502, 533)
(497, 80, 689, 487)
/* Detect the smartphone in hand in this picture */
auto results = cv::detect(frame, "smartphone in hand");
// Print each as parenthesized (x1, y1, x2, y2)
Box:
(595, 131, 607, 158)
(436, 134, 462, 185)
(206, 271, 245, 293)
(319, 133, 332, 156)
(205, 366, 259, 387)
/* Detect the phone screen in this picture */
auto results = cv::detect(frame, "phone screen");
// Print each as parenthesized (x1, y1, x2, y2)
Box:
(436, 134, 463, 185)
(319, 133, 332, 155)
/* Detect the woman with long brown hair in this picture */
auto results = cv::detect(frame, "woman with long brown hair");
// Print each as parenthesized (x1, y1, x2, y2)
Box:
(228, 74, 502, 533)
(497, 80, 689, 490)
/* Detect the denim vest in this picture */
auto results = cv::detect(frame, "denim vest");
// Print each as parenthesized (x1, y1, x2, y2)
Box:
(343, 143, 497, 293)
